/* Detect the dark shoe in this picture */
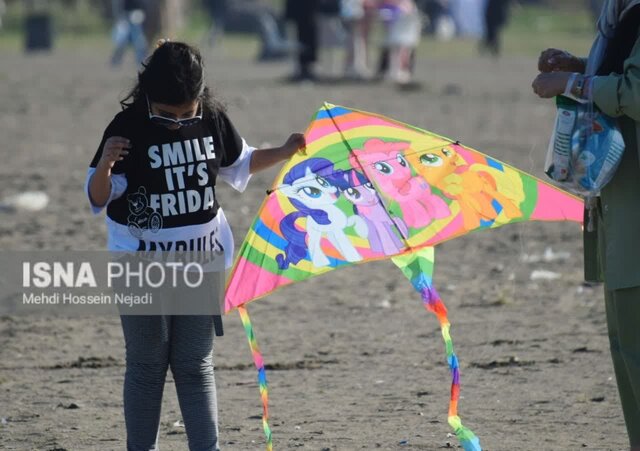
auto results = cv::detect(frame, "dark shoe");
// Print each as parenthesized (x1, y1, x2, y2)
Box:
(285, 71, 317, 83)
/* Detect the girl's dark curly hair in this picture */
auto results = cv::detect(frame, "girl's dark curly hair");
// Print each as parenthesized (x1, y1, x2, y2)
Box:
(120, 40, 225, 118)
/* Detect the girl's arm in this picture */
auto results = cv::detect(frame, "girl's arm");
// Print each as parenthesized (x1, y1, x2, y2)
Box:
(88, 136, 130, 207)
(249, 133, 305, 174)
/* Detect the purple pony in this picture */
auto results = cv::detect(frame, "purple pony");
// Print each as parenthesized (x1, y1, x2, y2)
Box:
(335, 169, 408, 256)
(276, 158, 366, 270)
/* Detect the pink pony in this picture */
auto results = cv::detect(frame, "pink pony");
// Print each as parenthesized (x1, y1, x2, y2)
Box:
(339, 161, 408, 255)
(352, 139, 450, 229)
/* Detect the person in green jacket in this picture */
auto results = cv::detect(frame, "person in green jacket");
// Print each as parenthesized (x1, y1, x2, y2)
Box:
(532, 1, 640, 448)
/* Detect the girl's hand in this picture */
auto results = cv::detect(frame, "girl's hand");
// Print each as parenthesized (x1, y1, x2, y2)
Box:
(282, 133, 306, 157)
(538, 48, 585, 73)
(532, 72, 571, 98)
(98, 136, 130, 171)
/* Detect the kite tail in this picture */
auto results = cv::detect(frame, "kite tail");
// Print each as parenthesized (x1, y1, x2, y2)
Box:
(237, 306, 272, 451)
(419, 285, 481, 451)
(392, 248, 481, 450)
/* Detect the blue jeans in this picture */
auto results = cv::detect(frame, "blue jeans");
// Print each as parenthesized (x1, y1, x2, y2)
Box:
(120, 315, 221, 451)
(111, 17, 148, 66)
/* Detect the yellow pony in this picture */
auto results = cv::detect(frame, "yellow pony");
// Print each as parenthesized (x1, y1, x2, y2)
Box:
(406, 144, 524, 230)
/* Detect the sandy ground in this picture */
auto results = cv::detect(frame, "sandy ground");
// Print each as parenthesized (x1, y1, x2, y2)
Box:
(0, 41, 626, 451)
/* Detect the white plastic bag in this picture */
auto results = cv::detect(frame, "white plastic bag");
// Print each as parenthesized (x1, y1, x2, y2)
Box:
(545, 95, 625, 197)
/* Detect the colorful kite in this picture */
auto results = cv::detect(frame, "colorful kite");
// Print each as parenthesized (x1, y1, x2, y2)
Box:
(225, 103, 584, 451)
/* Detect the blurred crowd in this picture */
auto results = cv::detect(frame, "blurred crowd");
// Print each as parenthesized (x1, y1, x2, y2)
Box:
(282, 0, 513, 85)
(10, 0, 515, 84)
(286, 0, 424, 84)
(7, 0, 607, 85)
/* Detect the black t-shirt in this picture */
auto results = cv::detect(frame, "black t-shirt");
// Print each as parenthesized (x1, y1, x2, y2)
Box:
(88, 103, 246, 335)
(90, 104, 244, 230)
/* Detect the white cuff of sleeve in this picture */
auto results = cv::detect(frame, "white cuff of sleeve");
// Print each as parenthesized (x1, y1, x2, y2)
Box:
(217, 139, 256, 193)
(85, 167, 128, 215)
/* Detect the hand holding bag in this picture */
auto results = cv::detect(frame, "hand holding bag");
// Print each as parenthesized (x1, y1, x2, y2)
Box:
(545, 84, 626, 198)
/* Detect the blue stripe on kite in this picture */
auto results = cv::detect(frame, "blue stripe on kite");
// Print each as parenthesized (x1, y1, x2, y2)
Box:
(254, 217, 287, 251)
(317, 106, 352, 119)
(491, 199, 503, 215)
(479, 200, 503, 227)
(328, 256, 350, 268)
(486, 158, 504, 171)
(258, 368, 267, 385)
(254, 216, 352, 269)
(411, 273, 433, 291)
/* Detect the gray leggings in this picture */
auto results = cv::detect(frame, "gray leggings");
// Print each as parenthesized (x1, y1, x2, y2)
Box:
(120, 315, 220, 451)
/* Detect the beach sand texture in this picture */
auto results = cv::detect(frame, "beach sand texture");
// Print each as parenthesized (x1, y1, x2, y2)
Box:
(0, 47, 621, 450)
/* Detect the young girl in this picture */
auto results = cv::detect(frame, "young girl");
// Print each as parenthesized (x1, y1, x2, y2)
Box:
(85, 40, 304, 451)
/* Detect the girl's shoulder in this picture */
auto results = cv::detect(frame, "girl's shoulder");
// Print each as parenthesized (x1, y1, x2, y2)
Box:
(204, 108, 244, 165)
(206, 107, 236, 135)
(114, 104, 143, 125)
(104, 105, 144, 137)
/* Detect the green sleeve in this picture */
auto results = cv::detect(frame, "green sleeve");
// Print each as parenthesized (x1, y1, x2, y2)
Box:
(592, 36, 640, 120)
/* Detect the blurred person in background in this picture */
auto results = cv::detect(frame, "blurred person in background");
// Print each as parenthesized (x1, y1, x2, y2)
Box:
(450, 0, 485, 37)
(341, 0, 375, 79)
(481, 0, 511, 56)
(203, 0, 228, 47)
(110, 0, 149, 67)
(208, 0, 293, 61)
(0, 0, 5, 30)
(421, 0, 455, 39)
(317, 0, 346, 76)
(379, 0, 422, 85)
(252, 1, 296, 61)
(285, 0, 320, 81)
(532, 2, 640, 449)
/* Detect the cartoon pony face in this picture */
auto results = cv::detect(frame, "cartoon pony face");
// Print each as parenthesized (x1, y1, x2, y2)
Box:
(276, 157, 358, 270)
(337, 169, 379, 208)
(407, 146, 463, 186)
(343, 181, 378, 207)
(353, 139, 413, 195)
(127, 187, 149, 215)
(280, 166, 339, 208)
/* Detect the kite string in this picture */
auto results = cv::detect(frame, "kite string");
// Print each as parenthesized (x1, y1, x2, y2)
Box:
(237, 306, 273, 451)
(419, 285, 482, 451)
